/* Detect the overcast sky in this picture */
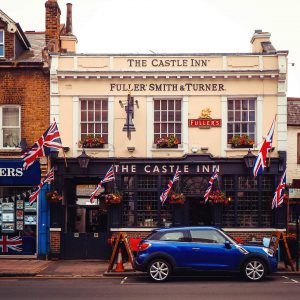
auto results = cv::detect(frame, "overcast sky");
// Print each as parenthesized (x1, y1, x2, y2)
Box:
(1, 0, 299, 96)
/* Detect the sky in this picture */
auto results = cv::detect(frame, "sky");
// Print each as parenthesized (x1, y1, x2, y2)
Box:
(1, 0, 299, 96)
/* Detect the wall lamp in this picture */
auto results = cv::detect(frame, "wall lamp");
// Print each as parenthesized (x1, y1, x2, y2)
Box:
(77, 149, 90, 168)
(243, 149, 256, 172)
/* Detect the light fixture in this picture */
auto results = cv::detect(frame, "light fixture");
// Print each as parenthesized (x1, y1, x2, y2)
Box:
(201, 147, 208, 153)
(243, 149, 256, 171)
(127, 146, 135, 152)
(77, 149, 90, 168)
(191, 146, 198, 153)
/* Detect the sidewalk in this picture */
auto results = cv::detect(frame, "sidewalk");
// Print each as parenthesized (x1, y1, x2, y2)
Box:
(0, 259, 299, 278)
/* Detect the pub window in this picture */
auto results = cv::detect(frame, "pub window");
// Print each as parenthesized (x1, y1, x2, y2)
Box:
(153, 98, 182, 145)
(238, 176, 258, 189)
(122, 192, 135, 227)
(227, 98, 256, 145)
(137, 191, 158, 227)
(137, 176, 157, 189)
(298, 133, 300, 164)
(80, 98, 108, 145)
(261, 191, 273, 227)
(237, 191, 259, 227)
(0, 105, 21, 148)
(0, 30, 4, 57)
(223, 191, 235, 227)
(223, 176, 234, 190)
(261, 176, 273, 190)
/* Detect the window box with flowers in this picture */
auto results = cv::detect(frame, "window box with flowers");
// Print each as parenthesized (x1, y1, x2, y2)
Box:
(169, 192, 186, 204)
(229, 134, 254, 149)
(46, 190, 63, 203)
(79, 135, 106, 148)
(155, 135, 180, 149)
(102, 192, 122, 205)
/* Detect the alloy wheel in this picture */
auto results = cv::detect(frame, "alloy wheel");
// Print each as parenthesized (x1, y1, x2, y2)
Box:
(244, 260, 265, 281)
(149, 260, 170, 281)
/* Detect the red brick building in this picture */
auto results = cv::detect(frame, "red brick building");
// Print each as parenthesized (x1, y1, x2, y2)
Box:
(0, 0, 76, 257)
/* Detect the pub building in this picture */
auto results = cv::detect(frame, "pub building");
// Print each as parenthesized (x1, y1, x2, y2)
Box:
(49, 25, 288, 259)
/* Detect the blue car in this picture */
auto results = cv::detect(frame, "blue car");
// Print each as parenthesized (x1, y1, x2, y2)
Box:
(135, 226, 277, 282)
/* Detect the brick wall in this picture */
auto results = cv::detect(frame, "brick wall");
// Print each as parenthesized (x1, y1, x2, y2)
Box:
(50, 231, 61, 254)
(0, 69, 50, 147)
(0, 20, 15, 59)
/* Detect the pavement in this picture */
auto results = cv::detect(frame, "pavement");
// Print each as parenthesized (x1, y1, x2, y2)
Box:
(0, 259, 299, 279)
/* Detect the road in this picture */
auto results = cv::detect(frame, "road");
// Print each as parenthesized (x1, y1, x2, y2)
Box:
(0, 275, 299, 300)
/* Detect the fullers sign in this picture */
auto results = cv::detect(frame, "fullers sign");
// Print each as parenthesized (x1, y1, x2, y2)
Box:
(188, 119, 221, 128)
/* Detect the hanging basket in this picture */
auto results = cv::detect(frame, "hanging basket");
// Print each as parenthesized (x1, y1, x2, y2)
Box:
(46, 191, 63, 203)
(169, 192, 186, 204)
(103, 193, 122, 204)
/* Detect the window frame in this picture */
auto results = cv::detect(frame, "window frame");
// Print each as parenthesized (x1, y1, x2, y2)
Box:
(298, 133, 300, 164)
(79, 98, 109, 144)
(0, 29, 4, 57)
(227, 98, 256, 146)
(153, 98, 182, 146)
(0, 105, 21, 149)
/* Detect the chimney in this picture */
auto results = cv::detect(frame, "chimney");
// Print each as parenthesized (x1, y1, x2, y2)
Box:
(66, 3, 73, 34)
(60, 2, 77, 53)
(250, 30, 276, 53)
(45, 0, 61, 52)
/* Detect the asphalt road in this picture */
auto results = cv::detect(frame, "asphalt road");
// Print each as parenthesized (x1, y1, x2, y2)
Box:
(0, 275, 299, 300)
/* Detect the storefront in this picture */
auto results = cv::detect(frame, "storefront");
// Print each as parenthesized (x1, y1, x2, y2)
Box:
(49, 30, 288, 259)
(51, 153, 286, 259)
(0, 159, 44, 256)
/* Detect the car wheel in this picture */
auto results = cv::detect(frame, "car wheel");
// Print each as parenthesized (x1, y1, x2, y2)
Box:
(242, 258, 266, 281)
(148, 259, 171, 282)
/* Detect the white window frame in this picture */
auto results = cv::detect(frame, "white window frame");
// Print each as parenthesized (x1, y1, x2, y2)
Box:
(79, 98, 109, 142)
(0, 105, 21, 148)
(153, 97, 183, 146)
(0, 29, 4, 57)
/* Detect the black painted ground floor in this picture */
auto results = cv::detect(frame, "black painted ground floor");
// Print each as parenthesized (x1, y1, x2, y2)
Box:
(49, 153, 287, 259)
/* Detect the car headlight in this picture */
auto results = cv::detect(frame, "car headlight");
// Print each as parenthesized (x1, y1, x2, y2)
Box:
(263, 247, 274, 257)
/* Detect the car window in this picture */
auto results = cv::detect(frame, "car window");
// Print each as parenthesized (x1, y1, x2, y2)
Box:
(190, 229, 226, 244)
(159, 231, 185, 241)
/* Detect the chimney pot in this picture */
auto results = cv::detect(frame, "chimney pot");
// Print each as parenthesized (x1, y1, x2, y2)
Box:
(66, 3, 73, 34)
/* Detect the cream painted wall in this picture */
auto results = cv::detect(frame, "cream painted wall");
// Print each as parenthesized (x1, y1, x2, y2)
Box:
(51, 53, 287, 159)
(287, 126, 300, 183)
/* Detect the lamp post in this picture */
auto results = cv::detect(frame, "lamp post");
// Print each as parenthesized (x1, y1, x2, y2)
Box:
(77, 149, 90, 169)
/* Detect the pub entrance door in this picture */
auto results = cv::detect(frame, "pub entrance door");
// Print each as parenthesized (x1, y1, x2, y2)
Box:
(62, 206, 110, 259)
(189, 197, 212, 226)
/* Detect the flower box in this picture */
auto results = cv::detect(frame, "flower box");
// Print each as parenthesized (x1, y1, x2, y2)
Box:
(79, 135, 106, 148)
(103, 193, 122, 204)
(208, 190, 228, 204)
(229, 134, 254, 148)
(155, 135, 180, 148)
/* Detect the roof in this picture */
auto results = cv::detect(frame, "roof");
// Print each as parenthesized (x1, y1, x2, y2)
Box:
(287, 98, 300, 126)
(17, 32, 46, 63)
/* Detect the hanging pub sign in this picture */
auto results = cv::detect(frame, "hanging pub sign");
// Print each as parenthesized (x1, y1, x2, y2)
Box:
(188, 108, 222, 128)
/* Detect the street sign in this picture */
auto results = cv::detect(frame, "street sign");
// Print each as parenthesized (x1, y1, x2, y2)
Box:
(289, 188, 300, 198)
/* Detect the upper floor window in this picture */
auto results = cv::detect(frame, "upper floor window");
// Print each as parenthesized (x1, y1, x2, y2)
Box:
(298, 133, 300, 164)
(80, 98, 108, 146)
(0, 30, 4, 57)
(227, 98, 256, 146)
(0, 106, 21, 148)
(153, 98, 182, 146)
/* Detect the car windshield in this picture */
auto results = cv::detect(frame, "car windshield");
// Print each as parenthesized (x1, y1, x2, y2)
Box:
(218, 229, 237, 244)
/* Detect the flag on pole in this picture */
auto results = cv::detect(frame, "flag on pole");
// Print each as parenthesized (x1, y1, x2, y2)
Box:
(253, 118, 276, 177)
(204, 167, 219, 203)
(160, 167, 180, 205)
(22, 121, 63, 170)
(90, 165, 115, 203)
(272, 168, 286, 209)
(28, 168, 54, 205)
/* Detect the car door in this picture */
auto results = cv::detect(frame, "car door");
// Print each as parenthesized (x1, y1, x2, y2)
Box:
(185, 229, 244, 271)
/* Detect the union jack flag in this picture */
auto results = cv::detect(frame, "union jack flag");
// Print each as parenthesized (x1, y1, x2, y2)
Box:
(204, 167, 219, 203)
(22, 121, 63, 170)
(0, 236, 22, 253)
(29, 168, 54, 205)
(90, 165, 115, 203)
(272, 168, 286, 209)
(160, 167, 181, 205)
(253, 119, 275, 177)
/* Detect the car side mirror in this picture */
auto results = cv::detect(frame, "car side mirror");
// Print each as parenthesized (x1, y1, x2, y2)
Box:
(225, 240, 231, 249)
